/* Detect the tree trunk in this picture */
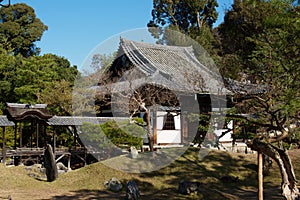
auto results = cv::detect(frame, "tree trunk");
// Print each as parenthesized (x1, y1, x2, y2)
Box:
(258, 152, 264, 200)
(196, 12, 203, 32)
(247, 138, 300, 200)
(145, 110, 154, 152)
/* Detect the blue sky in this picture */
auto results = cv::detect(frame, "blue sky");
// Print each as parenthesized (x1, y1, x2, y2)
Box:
(12, 0, 233, 70)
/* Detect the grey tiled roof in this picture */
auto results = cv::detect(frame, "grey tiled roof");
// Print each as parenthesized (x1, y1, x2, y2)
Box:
(96, 71, 187, 94)
(0, 115, 15, 126)
(0, 115, 128, 126)
(47, 116, 129, 126)
(117, 39, 270, 95)
(107, 38, 229, 95)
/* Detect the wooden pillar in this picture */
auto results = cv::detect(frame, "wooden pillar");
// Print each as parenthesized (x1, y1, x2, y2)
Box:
(14, 122, 17, 149)
(258, 152, 263, 200)
(53, 129, 56, 154)
(36, 122, 40, 164)
(67, 155, 71, 170)
(19, 123, 22, 148)
(30, 121, 33, 149)
(36, 123, 39, 148)
(181, 113, 188, 144)
(73, 126, 77, 149)
(44, 125, 47, 145)
(2, 127, 6, 165)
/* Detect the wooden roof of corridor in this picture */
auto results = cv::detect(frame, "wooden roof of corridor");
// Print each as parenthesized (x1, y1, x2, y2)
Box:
(1, 103, 129, 127)
(5, 103, 52, 122)
(47, 116, 129, 126)
(0, 115, 15, 127)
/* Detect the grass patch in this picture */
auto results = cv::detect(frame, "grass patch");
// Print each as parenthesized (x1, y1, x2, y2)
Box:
(0, 148, 299, 199)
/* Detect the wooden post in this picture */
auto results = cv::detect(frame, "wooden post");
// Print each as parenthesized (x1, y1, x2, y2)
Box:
(67, 154, 71, 171)
(181, 113, 188, 144)
(14, 123, 17, 149)
(44, 125, 47, 146)
(53, 129, 56, 155)
(2, 127, 6, 165)
(258, 152, 263, 200)
(19, 122, 22, 148)
(30, 121, 33, 149)
(36, 123, 39, 148)
(73, 126, 77, 149)
(180, 113, 183, 144)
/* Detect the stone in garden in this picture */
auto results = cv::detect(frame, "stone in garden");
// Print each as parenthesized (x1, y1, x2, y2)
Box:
(56, 162, 68, 172)
(178, 180, 200, 195)
(104, 177, 123, 192)
(126, 180, 140, 200)
(44, 144, 58, 182)
(220, 175, 239, 183)
(130, 146, 138, 159)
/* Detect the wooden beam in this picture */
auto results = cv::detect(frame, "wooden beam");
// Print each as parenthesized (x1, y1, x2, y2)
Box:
(56, 154, 66, 162)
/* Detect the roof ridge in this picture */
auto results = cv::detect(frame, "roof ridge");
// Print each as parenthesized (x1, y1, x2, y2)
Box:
(6, 103, 48, 108)
(121, 38, 193, 52)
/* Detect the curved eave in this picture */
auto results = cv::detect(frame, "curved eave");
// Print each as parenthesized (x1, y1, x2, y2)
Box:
(9, 110, 52, 122)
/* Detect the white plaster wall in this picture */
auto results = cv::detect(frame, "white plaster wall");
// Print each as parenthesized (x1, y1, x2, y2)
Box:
(156, 111, 181, 143)
(214, 129, 233, 142)
(157, 130, 181, 143)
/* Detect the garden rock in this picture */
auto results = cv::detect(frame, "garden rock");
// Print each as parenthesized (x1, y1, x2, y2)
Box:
(220, 175, 239, 183)
(56, 162, 69, 173)
(126, 180, 140, 200)
(104, 177, 123, 192)
(178, 180, 200, 195)
(130, 146, 138, 159)
(44, 144, 58, 182)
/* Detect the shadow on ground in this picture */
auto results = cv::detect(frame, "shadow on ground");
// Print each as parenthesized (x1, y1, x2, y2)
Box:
(46, 148, 285, 200)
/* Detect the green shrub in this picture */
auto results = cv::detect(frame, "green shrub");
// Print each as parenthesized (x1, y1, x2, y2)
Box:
(80, 120, 145, 151)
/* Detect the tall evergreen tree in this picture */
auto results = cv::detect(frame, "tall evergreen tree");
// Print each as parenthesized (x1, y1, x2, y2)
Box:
(218, 0, 300, 198)
(0, 3, 48, 57)
(148, 0, 218, 53)
(14, 54, 78, 108)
